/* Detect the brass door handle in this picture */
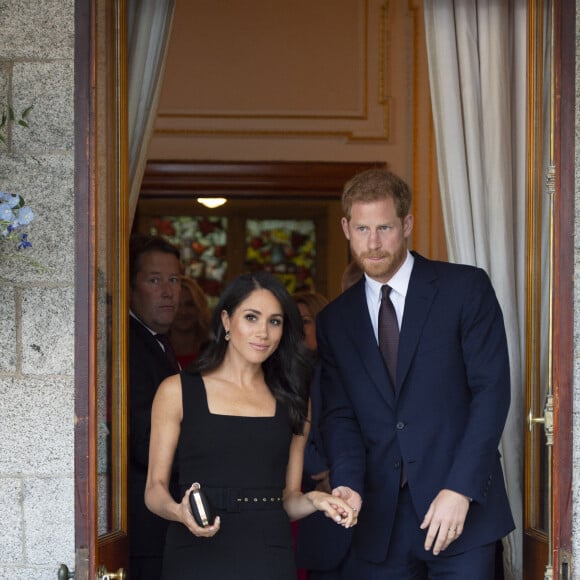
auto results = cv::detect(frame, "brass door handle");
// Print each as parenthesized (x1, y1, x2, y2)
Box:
(96, 565, 126, 580)
(527, 408, 545, 429)
(527, 394, 554, 445)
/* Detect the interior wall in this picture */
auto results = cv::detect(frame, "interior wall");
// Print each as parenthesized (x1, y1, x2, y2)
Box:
(147, 0, 446, 264)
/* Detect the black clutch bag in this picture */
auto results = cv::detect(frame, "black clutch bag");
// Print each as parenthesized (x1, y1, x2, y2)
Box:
(188, 482, 214, 527)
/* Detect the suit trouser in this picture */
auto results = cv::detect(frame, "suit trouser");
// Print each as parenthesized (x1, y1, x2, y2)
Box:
(350, 486, 496, 580)
(308, 548, 356, 580)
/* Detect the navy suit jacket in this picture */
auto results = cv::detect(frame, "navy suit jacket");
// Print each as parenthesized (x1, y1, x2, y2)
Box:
(297, 364, 353, 571)
(317, 253, 515, 563)
(129, 316, 179, 560)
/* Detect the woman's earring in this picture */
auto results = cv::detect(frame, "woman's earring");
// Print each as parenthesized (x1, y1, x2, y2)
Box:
(224, 330, 230, 341)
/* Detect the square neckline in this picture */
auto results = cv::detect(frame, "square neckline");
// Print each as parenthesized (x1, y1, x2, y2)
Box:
(196, 373, 279, 420)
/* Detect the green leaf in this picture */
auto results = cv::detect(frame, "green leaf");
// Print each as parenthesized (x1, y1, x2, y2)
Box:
(18, 120, 29, 128)
(21, 105, 34, 118)
(8, 106, 15, 121)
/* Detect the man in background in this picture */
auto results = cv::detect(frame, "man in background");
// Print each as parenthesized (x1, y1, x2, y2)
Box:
(128, 234, 182, 579)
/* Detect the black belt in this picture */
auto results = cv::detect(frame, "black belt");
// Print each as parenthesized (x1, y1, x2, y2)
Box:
(185, 486, 284, 513)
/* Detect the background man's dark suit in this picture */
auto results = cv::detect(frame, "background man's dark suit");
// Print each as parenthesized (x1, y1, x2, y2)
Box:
(129, 316, 179, 578)
(317, 253, 515, 567)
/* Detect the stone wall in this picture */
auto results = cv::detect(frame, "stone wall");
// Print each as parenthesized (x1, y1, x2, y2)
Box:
(0, 1, 76, 578)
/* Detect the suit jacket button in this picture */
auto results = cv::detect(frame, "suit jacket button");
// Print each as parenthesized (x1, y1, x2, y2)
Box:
(396, 421, 405, 430)
(394, 460, 401, 469)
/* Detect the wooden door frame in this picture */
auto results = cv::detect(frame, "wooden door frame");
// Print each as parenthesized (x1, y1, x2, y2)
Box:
(74, 0, 130, 575)
(553, 0, 574, 574)
(74, 0, 95, 575)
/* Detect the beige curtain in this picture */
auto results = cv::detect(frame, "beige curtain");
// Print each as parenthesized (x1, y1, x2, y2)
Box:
(423, 1, 526, 578)
(128, 0, 176, 226)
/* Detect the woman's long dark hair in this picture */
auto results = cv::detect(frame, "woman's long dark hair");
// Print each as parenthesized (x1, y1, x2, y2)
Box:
(188, 272, 312, 434)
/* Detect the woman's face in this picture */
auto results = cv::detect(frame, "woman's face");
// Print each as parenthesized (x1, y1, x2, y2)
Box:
(222, 288, 284, 365)
(297, 302, 317, 351)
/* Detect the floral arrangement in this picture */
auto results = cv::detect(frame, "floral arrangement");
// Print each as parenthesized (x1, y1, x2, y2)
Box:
(0, 192, 34, 250)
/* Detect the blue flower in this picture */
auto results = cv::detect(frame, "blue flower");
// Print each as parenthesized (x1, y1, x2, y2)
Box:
(0, 191, 35, 250)
(17, 233, 32, 250)
(0, 202, 12, 222)
(0, 192, 21, 208)
(18, 206, 34, 225)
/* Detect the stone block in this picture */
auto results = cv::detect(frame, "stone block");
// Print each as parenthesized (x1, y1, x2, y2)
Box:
(0, 64, 9, 154)
(0, 0, 74, 60)
(23, 477, 74, 566)
(12, 61, 74, 152)
(0, 286, 16, 372)
(0, 478, 24, 565)
(0, 377, 73, 475)
(0, 568, 58, 580)
(21, 287, 74, 375)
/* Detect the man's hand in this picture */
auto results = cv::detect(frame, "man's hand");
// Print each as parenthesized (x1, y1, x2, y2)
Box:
(332, 486, 362, 519)
(420, 489, 470, 555)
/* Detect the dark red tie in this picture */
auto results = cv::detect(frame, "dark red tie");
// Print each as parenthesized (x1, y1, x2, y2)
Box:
(155, 334, 180, 373)
(378, 285, 399, 384)
(378, 285, 407, 486)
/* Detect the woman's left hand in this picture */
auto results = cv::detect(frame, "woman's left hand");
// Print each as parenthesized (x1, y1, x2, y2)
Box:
(308, 490, 358, 528)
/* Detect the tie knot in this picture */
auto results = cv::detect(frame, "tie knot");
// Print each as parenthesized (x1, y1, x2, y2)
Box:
(381, 285, 392, 300)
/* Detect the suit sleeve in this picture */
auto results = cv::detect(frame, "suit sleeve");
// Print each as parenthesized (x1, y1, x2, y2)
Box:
(444, 268, 511, 503)
(129, 323, 174, 472)
(317, 310, 366, 496)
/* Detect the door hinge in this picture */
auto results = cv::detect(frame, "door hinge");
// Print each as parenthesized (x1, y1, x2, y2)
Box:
(559, 549, 572, 580)
(75, 547, 89, 580)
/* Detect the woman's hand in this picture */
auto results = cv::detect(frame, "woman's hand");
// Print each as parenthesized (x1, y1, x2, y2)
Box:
(307, 490, 358, 528)
(178, 484, 221, 538)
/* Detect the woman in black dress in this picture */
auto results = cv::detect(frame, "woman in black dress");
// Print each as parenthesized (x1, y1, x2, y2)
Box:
(145, 272, 357, 579)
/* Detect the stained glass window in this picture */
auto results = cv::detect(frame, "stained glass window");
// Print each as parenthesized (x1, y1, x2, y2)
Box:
(150, 216, 228, 308)
(245, 219, 316, 294)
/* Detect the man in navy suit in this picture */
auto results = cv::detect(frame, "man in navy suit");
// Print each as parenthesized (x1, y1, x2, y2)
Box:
(128, 235, 182, 579)
(317, 169, 514, 578)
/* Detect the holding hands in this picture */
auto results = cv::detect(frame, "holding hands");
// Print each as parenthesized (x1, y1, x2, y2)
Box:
(307, 489, 359, 528)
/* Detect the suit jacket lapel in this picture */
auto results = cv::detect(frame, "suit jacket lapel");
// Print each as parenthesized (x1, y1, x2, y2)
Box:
(344, 279, 396, 407)
(396, 254, 437, 394)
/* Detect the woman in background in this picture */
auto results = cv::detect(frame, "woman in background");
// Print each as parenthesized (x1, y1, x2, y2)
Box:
(146, 272, 357, 579)
(293, 291, 329, 353)
(169, 275, 211, 368)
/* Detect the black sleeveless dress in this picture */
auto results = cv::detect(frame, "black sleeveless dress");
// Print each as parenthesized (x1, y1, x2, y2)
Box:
(161, 372, 296, 580)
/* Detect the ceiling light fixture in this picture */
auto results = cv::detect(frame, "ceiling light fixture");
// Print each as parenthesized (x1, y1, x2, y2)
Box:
(197, 197, 227, 209)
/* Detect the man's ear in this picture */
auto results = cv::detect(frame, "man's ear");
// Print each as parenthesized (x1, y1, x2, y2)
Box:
(403, 214, 414, 238)
(341, 217, 351, 240)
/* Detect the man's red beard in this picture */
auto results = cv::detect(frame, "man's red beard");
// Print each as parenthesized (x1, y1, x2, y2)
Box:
(350, 247, 406, 282)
